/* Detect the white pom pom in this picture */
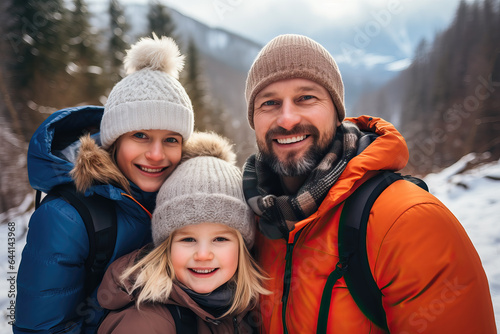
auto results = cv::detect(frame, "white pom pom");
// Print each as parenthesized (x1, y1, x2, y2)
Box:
(123, 33, 185, 79)
(182, 132, 237, 165)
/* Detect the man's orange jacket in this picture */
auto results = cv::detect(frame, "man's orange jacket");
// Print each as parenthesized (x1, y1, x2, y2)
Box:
(254, 116, 496, 333)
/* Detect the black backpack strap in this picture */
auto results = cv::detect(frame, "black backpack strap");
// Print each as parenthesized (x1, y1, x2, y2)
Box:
(35, 190, 43, 209)
(339, 171, 404, 331)
(317, 172, 398, 333)
(166, 304, 198, 333)
(317, 169, 428, 333)
(337, 171, 427, 331)
(316, 260, 348, 334)
(50, 184, 117, 295)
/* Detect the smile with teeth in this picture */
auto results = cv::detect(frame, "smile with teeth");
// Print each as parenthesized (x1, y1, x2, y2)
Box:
(190, 268, 217, 274)
(276, 135, 308, 144)
(138, 166, 165, 173)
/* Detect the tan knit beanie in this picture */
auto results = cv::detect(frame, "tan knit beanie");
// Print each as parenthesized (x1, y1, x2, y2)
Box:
(152, 132, 255, 248)
(245, 34, 345, 128)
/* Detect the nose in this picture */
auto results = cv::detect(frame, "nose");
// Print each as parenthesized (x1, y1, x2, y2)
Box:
(276, 99, 301, 130)
(193, 243, 214, 261)
(145, 140, 166, 162)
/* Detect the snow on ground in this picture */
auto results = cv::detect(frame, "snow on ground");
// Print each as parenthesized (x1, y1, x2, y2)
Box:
(0, 155, 498, 332)
(0, 194, 32, 333)
(424, 154, 500, 330)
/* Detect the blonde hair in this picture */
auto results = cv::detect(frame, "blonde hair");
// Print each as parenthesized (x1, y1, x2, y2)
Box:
(120, 227, 269, 316)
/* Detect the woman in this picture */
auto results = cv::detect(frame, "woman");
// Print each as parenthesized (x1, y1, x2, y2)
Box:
(14, 35, 194, 334)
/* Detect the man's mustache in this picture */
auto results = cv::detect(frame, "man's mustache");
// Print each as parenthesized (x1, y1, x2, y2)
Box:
(265, 125, 320, 143)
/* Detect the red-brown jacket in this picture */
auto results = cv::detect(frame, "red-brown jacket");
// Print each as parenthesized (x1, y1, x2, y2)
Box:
(255, 116, 496, 333)
(97, 249, 256, 334)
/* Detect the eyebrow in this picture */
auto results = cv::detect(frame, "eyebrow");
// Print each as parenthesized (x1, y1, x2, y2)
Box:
(256, 85, 321, 100)
(255, 91, 278, 100)
(175, 228, 235, 237)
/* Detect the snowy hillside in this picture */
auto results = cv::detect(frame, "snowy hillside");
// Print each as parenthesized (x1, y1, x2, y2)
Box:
(1, 154, 498, 331)
(423, 153, 500, 330)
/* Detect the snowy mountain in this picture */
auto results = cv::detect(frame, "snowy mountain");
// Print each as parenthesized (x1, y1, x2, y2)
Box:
(89, 2, 262, 164)
(83, 2, 466, 167)
(1, 154, 499, 330)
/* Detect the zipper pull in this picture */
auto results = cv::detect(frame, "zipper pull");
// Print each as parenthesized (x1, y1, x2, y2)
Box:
(233, 316, 239, 334)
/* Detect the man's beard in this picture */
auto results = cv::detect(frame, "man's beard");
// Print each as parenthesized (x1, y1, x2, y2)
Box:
(257, 124, 335, 177)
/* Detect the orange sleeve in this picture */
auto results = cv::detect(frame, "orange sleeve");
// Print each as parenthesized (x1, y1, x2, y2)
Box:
(369, 182, 496, 333)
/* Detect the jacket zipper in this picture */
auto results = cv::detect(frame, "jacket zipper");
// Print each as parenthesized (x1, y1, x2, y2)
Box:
(233, 316, 239, 334)
(281, 231, 302, 334)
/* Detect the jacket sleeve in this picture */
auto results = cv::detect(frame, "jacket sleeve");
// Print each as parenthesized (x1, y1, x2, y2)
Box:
(371, 183, 497, 333)
(13, 198, 90, 333)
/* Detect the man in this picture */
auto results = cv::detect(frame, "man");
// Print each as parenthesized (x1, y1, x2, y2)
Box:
(242, 34, 496, 333)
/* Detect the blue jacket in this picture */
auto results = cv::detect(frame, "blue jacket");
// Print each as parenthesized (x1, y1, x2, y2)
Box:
(14, 106, 157, 333)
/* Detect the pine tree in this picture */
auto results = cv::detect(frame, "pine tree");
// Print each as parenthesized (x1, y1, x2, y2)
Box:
(108, 0, 130, 84)
(183, 39, 208, 131)
(3, 0, 70, 139)
(68, 0, 105, 104)
(6, 0, 69, 88)
(181, 39, 221, 133)
(147, 0, 176, 38)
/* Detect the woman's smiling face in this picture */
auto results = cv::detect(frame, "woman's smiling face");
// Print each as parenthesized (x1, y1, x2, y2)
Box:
(115, 129, 183, 192)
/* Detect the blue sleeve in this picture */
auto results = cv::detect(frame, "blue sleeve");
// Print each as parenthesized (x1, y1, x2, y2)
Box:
(14, 198, 90, 333)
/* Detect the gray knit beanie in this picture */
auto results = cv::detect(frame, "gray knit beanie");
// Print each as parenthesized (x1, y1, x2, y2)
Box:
(100, 34, 194, 149)
(152, 132, 255, 248)
(245, 34, 345, 128)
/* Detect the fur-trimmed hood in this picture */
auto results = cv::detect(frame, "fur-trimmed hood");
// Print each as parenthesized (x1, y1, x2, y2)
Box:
(28, 106, 107, 194)
(71, 134, 129, 193)
(28, 106, 140, 201)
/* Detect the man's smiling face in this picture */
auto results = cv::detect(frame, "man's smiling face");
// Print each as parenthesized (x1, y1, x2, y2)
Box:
(253, 78, 340, 176)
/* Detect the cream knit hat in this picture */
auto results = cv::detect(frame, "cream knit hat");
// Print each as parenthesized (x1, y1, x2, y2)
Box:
(152, 132, 255, 248)
(245, 34, 346, 128)
(100, 34, 194, 149)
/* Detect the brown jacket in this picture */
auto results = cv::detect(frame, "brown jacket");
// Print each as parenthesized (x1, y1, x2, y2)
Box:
(97, 249, 256, 334)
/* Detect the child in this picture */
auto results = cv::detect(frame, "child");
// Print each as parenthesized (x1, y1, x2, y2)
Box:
(14, 35, 194, 333)
(97, 132, 269, 333)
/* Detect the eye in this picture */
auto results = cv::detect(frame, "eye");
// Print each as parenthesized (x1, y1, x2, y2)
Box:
(180, 237, 196, 242)
(299, 95, 315, 101)
(165, 137, 179, 143)
(261, 100, 279, 107)
(133, 132, 147, 139)
(214, 237, 229, 242)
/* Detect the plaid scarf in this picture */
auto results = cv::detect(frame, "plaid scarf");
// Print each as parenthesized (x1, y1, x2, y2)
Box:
(242, 122, 361, 239)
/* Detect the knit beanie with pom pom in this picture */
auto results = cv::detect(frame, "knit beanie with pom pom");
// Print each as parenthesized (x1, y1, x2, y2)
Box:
(152, 132, 256, 248)
(100, 34, 194, 149)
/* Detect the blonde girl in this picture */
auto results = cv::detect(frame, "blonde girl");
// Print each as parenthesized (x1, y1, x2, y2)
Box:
(97, 132, 268, 333)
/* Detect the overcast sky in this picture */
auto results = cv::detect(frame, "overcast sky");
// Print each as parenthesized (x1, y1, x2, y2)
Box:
(120, 0, 468, 49)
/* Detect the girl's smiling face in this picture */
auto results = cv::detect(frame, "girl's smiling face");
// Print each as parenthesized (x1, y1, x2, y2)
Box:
(115, 129, 182, 192)
(171, 223, 239, 294)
